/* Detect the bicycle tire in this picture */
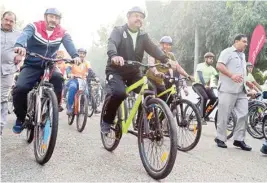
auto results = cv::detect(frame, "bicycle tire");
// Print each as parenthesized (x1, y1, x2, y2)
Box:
(100, 98, 122, 152)
(68, 114, 75, 125)
(34, 88, 59, 165)
(26, 125, 34, 144)
(214, 110, 236, 140)
(175, 99, 202, 152)
(263, 116, 267, 140)
(138, 97, 177, 180)
(247, 102, 266, 139)
(88, 94, 95, 117)
(76, 94, 89, 132)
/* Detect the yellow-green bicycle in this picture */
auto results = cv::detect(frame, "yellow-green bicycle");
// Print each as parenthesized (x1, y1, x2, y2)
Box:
(156, 75, 202, 152)
(100, 61, 178, 180)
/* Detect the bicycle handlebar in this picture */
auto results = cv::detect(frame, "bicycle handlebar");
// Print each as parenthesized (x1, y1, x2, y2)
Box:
(125, 60, 170, 69)
(164, 75, 190, 82)
(27, 52, 74, 64)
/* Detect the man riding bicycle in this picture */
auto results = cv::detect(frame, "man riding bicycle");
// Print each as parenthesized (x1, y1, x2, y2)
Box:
(146, 36, 192, 102)
(12, 8, 80, 134)
(246, 62, 262, 92)
(101, 6, 171, 134)
(66, 48, 93, 115)
(86, 68, 101, 113)
(193, 52, 219, 123)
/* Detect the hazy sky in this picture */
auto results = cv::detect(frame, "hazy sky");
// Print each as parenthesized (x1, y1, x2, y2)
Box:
(2, 0, 146, 49)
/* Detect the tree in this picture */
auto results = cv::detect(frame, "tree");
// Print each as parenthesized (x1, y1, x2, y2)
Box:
(144, 0, 267, 76)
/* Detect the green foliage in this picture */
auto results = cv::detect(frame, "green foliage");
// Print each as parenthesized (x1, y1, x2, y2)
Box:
(144, 0, 267, 74)
(253, 68, 264, 85)
(87, 0, 267, 81)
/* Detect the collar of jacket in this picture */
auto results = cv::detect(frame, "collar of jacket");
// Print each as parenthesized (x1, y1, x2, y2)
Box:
(38, 20, 65, 39)
(122, 23, 146, 36)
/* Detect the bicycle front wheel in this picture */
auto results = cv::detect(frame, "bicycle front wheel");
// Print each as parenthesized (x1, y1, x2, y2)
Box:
(34, 88, 59, 165)
(87, 94, 95, 117)
(263, 115, 267, 140)
(138, 97, 177, 180)
(175, 99, 202, 152)
(76, 93, 89, 132)
(247, 102, 265, 139)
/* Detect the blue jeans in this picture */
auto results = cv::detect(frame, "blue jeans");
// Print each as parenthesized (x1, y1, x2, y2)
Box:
(67, 79, 79, 109)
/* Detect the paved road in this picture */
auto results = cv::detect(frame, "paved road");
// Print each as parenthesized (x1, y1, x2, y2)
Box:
(1, 90, 267, 182)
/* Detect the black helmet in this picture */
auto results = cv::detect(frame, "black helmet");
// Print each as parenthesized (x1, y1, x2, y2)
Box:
(127, 6, 146, 18)
(78, 48, 87, 54)
(44, 8, 62, 18)
(160, 36, 173, 45)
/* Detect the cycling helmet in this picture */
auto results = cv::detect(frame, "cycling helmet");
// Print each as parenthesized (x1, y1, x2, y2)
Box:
(44, 8, 62, 18)
(127, 6, 146, 18)
(78, 48, 87, 54)
(160, 36, 173, 45)
(246, 62, 253, 67)
(204, 52, 215, 58)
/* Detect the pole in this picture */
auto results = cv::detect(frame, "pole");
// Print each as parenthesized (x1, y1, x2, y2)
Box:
(194, 25, 199, 73)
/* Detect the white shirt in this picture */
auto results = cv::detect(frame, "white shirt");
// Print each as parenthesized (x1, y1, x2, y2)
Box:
(128, 29, 138, 50)
(47, 30, 53, 38)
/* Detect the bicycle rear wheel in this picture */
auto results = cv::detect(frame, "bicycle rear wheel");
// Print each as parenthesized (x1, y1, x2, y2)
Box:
(34, 88, 59, 165)
(76, 93, 88, 132)
(138, 97, 177, 180)
(175, 99, 202, 152)
(100, 99, 122, 152)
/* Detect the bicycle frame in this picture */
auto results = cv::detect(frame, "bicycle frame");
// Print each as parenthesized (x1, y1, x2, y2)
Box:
(117, 76, 150, 134)
(157, 84, 176, 102)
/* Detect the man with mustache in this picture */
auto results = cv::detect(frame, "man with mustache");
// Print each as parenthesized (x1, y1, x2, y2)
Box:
(12, 8, 80, 134)
(101, 6, 170, 133)
(1, 11, 23, 135)
(215, 34, 252, 151)
(146, 36, 192, 104)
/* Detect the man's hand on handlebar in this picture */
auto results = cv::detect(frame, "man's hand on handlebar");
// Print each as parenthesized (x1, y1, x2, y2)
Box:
(14, 47, 26, 57)
(111, 56, 124, 66)
(73, 57, 81, 65)
(154, 71, 165, 78)
(187, 75, 194, 82)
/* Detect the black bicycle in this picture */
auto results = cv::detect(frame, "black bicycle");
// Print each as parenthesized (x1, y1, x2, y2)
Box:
(23, 52, 73, 165)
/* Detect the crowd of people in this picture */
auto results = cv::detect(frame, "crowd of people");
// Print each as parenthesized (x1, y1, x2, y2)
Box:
(1, 5, 266, 160)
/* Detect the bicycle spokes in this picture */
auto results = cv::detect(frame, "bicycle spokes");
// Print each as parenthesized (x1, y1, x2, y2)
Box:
(141, 104, 171, 171)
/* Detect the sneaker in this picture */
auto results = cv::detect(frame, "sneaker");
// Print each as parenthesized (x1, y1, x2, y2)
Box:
(66, 105, 73, 115)
(12, 119, 23, 134)
(101, 121, 112, 135)
(260, 144, 267, 154)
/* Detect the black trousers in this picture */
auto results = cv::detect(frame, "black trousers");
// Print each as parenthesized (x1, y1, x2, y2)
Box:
(103, 71, 158, 124)
(192, 83, 217, 117)
(12, 64, 63, 121)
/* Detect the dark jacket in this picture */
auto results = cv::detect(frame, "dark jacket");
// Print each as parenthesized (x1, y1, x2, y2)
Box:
(15, 21, 79, 67)
(106, 24, 168, 76)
